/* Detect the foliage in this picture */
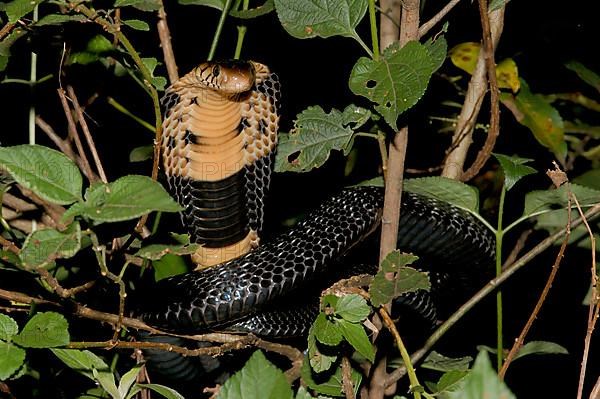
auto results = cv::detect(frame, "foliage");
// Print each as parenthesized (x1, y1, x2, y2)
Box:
(1, 0, 599, 398)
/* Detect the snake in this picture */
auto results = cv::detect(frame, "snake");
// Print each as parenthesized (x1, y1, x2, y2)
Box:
(139, 60, 495, 340)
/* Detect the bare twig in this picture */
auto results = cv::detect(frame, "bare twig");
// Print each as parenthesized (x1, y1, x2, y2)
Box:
(0, 236, 20, 254)
(157, 2, 178, 84)
(385, 203, 600, 387)
(57, 88, 97, 182)
(502, 228, 533, 270)
(35, 116, 78, 161)
(460, 0, 502, 181)
(418, 0, 462, 39)
(574, 193, 598, 399)
(66, 85, 108, 183)
(379, 0, 401, 50)
(36, 268, 96, 299)
(590, 376, 600, 399)
(341, 357, 356, 399)
(441, 7, 505, 179)
(499, 195, 571, 379)
(0, 22, 16, 40)
(18, 186, 66, 229)
(2, 193, 37, 212)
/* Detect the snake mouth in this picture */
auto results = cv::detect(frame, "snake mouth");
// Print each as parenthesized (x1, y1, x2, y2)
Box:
(193, 60, 256, 94)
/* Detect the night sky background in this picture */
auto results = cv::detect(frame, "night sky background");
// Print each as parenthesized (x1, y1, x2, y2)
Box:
(1, 0, 600, 397)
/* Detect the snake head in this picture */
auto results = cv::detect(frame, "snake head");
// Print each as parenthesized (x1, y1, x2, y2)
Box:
(193, 60, 256, 94)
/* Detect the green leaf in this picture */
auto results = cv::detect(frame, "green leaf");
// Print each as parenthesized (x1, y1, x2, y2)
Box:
(13, 312, 69, 348)
(64, 175, 181, 223)
(335, 294, 370, 322)
(313, 313, 343, 346)
(0, 341, 25, 380)
(434, 370, 470, 395)
(87, 35, 114, 54)
(274, 0, 368, 39)
(217, 350, 293, 399)
(0, 249, 22, 269)
(295, 387, 315, 399)
(521, 183, 600, 220)
(51, 349, 111, 381)
(0, 145, 82, 205)
(369, 251, 429, 307)
(92, 367, 121, 399)
(178, 0, 224, 8)
(135, 243, 201, 261)
(20, 222, 81, 268)
(35, 14, 87, 26)
(118, 365, 143, 398)
(421, 351, 472, 372)
(512, 341, 568, 361)
(510, 79, 566, 161)
(0, 29, 27, 72)
(0, 0, 44, 23)
(493, 153, 536, 191)
(152, 253, 190, 281)
(404, 177, 480, 214)
(114, 0, 161, 11)
(573, 169, 600, 190)
(349, 39, 447, 130)
(301, 358, 361, 397)
(353, 176, 383, 187)
(123, 19, 151, 31)
(307, 324, 337, 373)
(141, 58, 168, 91)
(337, 320, 374, 362)
(447, 351, 515, 399)
(275, 106, 361, 173)
(129, 145, 154, 162)
(134, 384, 185, 399)
(230, 0, 274, 18)
(0, 314, 18, 342)
(565, 61, 600, 94)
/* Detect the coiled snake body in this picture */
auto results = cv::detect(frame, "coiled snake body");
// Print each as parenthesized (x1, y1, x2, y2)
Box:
(140, 60, 495, 338)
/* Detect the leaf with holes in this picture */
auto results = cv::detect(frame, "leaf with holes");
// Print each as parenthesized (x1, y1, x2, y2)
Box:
(493, 153, 536, 191)
(275, 105, 362, 172)
(0, 341, 25, 380)
(275, 0, 367, 39)
(12, 312, 69, 348)
(64, 175, 181, 223)
(349, 39, 447, 130)
(369, 251, 429, 307)
(217, 350, 293, 399)
(0, 145, 82, 205)
(447, 351, 515, 399)
(404, 177, 480, 214)
(20, 222, 81, 269)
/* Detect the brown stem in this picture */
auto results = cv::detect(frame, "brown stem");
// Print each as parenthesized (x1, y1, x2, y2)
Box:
(499, 199, 571, 379)
(66, 85, 108, 183)
(502, 229, 533, 270)
(418, 0, 462, 39)
(341, 357, 356, 399)
(379, 0, 401, 50)
(18, 186, 66, 229)
(590, 376, 600, 399)
(57, 88, 97, 182)
(460, 0, 502, 181)
(157, 2, 178, 84)
(36, 268, 96, 299)
(441, 7, 505, 179)
(0, 236, 20, 254)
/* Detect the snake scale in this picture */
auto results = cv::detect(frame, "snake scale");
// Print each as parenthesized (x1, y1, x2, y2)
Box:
(139, 60, 495, 339)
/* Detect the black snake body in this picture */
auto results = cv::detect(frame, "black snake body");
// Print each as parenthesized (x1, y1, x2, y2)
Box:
(140, 60, 495, 339)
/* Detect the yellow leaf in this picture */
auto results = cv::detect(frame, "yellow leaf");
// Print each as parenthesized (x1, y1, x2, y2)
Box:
(496, 58, 520, 93)
(450, 42, 520, 93)
(449, 42, 480, 75)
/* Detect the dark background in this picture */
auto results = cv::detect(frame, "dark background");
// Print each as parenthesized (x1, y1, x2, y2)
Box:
(1, 0, 599, 397)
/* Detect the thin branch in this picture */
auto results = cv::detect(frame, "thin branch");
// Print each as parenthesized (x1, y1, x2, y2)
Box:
(499, 195, 571, 379)
(441, 7, 504, 179)
(66, 85, 108, 183)
(502, 228, 533, 270)
(57, 88, 97, 182)
(460, 0, 502, 181)
(17, 186, 66, 229)
(341, 357, 356, 399)
(590, 376, 600, 399)
(36, 268, 96, 299)
(385, 203, 600, 387)
(157, 2, 178, 84)
(418, 0, 462, 39)
(0, 236, 20, 254)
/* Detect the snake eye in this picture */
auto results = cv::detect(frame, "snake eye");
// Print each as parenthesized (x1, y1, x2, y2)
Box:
(212, 65, 221, 77)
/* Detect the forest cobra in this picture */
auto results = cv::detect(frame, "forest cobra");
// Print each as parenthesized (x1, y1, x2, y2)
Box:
(139, 60, 496, 338)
